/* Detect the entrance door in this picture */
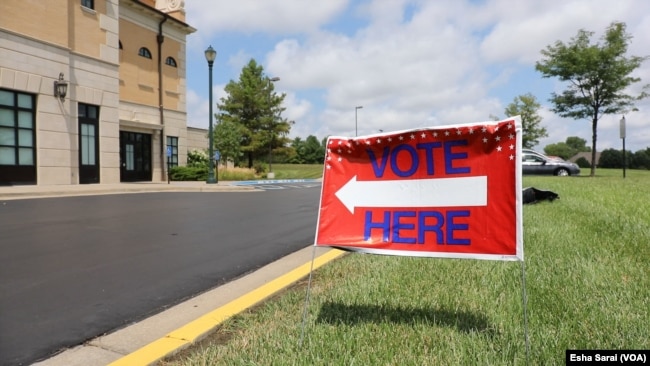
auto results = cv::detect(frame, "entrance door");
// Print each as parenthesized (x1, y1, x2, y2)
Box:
(78, 104, 99, 184)
(120, 131, 152, 181)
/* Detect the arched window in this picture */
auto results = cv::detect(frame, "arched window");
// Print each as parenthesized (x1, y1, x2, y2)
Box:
(165, 57, 177, 67)
(138, 47, 152, 59)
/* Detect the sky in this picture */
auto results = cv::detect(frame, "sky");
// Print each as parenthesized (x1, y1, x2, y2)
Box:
(182, 0, 650, 153)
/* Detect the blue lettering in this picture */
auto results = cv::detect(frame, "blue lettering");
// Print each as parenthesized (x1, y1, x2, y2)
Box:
(363, 209, 472, 245)
(390, 144, 418, 177)
(364, 210, 391, 242)
(416, 142, 443, 175)
(367, 140, 470, 178)
(367, 146, 390, 178)
(418, 211, 444, 244)
(444, 140, 470, 174)
(446, 210, 470, 245)
(393, 211, 416, 244)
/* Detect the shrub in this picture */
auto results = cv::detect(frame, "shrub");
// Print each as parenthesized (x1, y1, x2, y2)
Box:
(187, 149, 209, 168)
(575, 156, 591, 168)
(253, 162, 267, 174)
(169, 166, 207, 181)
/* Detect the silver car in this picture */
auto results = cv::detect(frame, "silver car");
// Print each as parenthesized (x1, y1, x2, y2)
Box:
(521, 150, 580, 176)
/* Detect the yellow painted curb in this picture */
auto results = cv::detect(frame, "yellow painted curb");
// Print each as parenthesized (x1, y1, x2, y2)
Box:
(108, 248, 346, 366)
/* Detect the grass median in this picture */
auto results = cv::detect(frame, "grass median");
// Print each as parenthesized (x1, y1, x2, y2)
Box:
(160, 169, 649, 365)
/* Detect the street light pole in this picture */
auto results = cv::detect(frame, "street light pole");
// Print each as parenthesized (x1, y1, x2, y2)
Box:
(267, 77, 280, 177)
(205, 46, 217, 184)
(355, 105, 363, 136)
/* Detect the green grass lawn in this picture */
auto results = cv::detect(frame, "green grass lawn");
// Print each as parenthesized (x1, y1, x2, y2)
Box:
(269, 164, 324, 179)
(161, 169, 649, 366)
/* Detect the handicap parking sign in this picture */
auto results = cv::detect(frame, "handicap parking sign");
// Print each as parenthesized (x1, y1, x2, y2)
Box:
(214, 151, 221, 161)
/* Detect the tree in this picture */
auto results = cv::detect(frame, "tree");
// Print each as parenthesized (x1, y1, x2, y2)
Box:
(217, 59, 292, 168)
(565, 136, 591, 152)
(543, 142, 575, 160)
(214, 119, 244, 167)
(504, 93, 547, 148)
(544, 136, 592, 159)
(598, 148, 623, 168)
(631, 148, 650, 170)
(535, 22, 649, 176)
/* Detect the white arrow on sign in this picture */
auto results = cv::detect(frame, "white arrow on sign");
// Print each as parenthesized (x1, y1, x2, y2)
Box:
(335, 175, 488, 213)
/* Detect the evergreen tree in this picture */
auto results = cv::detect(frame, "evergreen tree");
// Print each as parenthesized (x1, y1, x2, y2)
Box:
(216, 59, 292, 168)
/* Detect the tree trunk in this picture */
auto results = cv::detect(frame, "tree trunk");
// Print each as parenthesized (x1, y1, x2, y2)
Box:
(590, 117, 598, 177)
(248, 152, 253, 169)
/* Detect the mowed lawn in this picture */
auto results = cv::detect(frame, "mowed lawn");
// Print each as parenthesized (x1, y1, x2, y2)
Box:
(161, 169, 649, 366)
(269, 164, 325, 179)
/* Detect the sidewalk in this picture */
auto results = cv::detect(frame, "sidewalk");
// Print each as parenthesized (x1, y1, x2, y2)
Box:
(0, 181, 255, 201)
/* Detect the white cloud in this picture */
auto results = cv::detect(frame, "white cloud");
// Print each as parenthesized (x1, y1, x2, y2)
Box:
(184, 0, 650, 152)
(185, 0, 348, 35)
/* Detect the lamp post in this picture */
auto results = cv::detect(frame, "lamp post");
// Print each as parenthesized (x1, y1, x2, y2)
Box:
(267, 76, 280, 178)
(620, 115, 626, 179)
(355, 105, 363, 136)
(205, 45, 217, 184)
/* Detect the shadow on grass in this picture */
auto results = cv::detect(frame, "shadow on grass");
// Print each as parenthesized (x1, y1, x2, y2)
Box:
(316, 301, 497, 336)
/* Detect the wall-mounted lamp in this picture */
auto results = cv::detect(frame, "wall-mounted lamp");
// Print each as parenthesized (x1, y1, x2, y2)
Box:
(54, 73, 68, 101)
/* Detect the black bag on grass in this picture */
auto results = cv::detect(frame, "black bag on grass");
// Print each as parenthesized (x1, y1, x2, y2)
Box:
(522, 187, 559, 204)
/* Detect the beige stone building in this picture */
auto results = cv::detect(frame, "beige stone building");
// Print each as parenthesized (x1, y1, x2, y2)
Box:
(0, 0, 196, 185)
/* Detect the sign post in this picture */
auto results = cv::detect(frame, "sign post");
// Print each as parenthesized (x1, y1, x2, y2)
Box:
(314, 117, 523, 261)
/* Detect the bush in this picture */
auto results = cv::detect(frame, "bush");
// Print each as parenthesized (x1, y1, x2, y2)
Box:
(187, 149, 209, 168)
(575, 157, 591, 168)
(253, 162, 267, 174)
(169, 166, 207, 181)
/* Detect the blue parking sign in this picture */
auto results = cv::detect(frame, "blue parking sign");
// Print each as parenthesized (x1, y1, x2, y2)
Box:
(166, 146, 172, 157)
(214, 151, 221, 161)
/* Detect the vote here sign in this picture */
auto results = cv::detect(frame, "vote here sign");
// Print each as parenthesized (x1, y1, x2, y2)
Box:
(315, 117, 523, 261)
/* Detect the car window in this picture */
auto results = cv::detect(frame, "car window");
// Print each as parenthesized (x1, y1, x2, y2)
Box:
(522, 154, 544, 163)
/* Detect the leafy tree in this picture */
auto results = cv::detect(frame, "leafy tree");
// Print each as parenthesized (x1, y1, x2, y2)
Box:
(543, 142, 575, 160)
(631, 148, 650, 169)
(565, 136, 591, 152)
(543, 136, 591, 159)
(216, 59, 292, 168)
(214, 119, 244, 167)
(598, 148, 623, 168)
(535, 22, 649, 176)
(504, 93, 547, 148)
(288, 135, 326, 164)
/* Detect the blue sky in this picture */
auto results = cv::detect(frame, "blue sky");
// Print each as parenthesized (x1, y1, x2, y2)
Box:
(182, 0, 650, 152)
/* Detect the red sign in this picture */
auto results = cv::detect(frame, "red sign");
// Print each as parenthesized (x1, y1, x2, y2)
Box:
(315, 117, 523, 261)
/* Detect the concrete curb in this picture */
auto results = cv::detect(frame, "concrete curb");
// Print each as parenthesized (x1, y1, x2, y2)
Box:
(0, 182, 256, 200)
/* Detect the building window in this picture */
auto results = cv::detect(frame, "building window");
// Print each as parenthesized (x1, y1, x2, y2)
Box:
(165, 57, 177, 67)
(138, 47, 152, 59)
(0, 89, 36, 184)
(166, 136, 178, 168)
(81, 0, 94, 9)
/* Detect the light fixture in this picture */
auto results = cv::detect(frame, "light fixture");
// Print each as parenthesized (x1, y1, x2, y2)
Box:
(205, 46, 217, 184)
(54, 73, 68, 101)
(355, 105, 363, 136)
